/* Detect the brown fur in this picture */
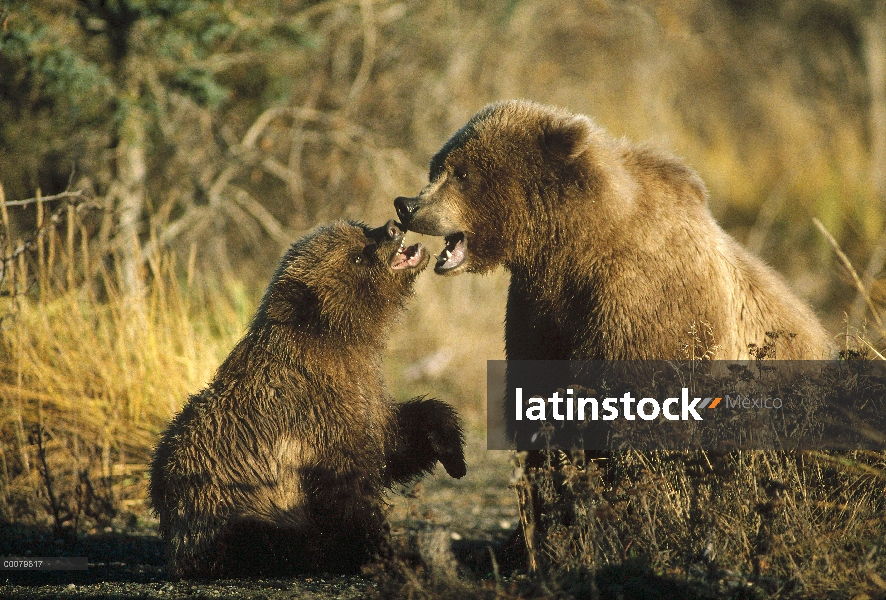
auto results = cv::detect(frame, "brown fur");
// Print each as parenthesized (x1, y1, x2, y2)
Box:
(149, 220, 466, 579)
(395, 100, 834, 361)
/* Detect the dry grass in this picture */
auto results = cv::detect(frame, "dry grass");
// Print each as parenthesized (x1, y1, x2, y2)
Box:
(3, 3, 886, 597)
(0, 195, 250, 529)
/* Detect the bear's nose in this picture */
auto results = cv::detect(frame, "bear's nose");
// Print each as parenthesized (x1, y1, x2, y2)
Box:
(384, 219, 402, 241)
(394, 196, 419, 223)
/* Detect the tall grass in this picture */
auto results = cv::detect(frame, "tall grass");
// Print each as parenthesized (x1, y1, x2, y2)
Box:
(0, 191, 251, 528)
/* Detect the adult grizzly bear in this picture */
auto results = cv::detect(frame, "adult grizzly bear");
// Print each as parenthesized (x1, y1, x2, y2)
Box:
(395, 100, 833, 361)
(149, 220, 466, 579)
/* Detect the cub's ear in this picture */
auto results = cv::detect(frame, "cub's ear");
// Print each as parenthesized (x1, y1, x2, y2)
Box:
(541, 115, 594, 161)
(263, 278, 321, 325)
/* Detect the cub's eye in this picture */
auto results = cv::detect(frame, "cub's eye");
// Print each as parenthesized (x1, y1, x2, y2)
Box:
(454, 167, 468, 181)
(351, 254, 363, 265)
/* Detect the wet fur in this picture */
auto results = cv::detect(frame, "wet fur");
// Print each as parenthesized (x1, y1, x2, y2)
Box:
(149, 221, 465, 579)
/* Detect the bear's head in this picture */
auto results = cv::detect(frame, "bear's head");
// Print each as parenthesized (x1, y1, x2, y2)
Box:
(394, 100, 602, 275)
(258, 220, 428, 338)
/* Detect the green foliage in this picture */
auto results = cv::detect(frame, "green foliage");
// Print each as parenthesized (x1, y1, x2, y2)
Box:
(0, 0, 311, 197)
(0, 24, 110, 116)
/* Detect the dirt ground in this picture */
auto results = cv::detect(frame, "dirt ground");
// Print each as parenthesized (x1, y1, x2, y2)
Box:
(0, 434, 517, 600)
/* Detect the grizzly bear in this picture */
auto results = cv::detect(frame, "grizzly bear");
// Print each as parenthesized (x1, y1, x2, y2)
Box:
(149, 220, 466, 579)
(395, 100, 833, 362)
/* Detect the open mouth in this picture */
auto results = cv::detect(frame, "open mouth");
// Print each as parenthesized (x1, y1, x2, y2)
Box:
(435, 232, 467, 273)
(390, 241, 427, 270)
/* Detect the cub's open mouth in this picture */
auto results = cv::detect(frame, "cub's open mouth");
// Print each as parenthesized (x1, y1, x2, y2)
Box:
(390, 241, 427, 270)
(435, 232, 467, 273)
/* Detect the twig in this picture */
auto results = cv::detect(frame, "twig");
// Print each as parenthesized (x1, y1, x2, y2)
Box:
(229, 185, 292, 245)
(1, 193, 100, 286)
(2, 190, 87, 207)
(0, 187, 102, 304)
(1, 197, 99, 263)
(813, 218, 886, 337)
(241, 106, 289, 150)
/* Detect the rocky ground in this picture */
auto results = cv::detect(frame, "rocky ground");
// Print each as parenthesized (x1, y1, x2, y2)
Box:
(0, 437, 517, 600)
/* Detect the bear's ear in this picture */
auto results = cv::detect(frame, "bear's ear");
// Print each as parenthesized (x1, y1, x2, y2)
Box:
(541, 115, 593, 161)
(263, 278, 322, 326)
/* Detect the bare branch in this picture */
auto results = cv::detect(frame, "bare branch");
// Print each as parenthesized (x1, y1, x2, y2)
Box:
(192, 52, 262, 74)
(0, 192, 100, 293)
(261, 157, 300, 188)
(241, 107, 289, 150)
(161, 103, 424, 261)
(2, 190, 88, 207)
(208, 165, 241, 207)
(139, 205, 211, 263)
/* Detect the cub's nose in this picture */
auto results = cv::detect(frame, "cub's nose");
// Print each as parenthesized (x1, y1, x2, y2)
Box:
(367, 219, 404, 242)
(394, 196, 419, 224)
(384, 219, 402, 241)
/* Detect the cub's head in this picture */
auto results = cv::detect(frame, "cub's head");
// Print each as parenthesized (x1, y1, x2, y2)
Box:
(259, 220, 428, 338)
(394, 100, 599, 275)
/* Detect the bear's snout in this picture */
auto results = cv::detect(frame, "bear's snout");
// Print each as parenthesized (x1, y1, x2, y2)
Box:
(394, 196, 419, 224)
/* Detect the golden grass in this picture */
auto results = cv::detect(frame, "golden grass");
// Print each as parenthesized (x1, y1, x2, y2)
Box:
(0, 199, 252, 523)
(2, 266, 246, 455)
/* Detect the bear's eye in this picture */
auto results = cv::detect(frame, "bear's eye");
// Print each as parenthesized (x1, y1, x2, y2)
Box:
(454, 168, 467, 181)
(350, 254, 363, 265)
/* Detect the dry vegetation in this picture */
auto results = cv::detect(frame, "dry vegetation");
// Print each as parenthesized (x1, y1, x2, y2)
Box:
(2, 1, 886, 598)
(0, 188, 249, 532)
(505, 447, 886, 599)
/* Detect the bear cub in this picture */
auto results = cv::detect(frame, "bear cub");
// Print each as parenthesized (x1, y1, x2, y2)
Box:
(149, 220, 466, 579)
